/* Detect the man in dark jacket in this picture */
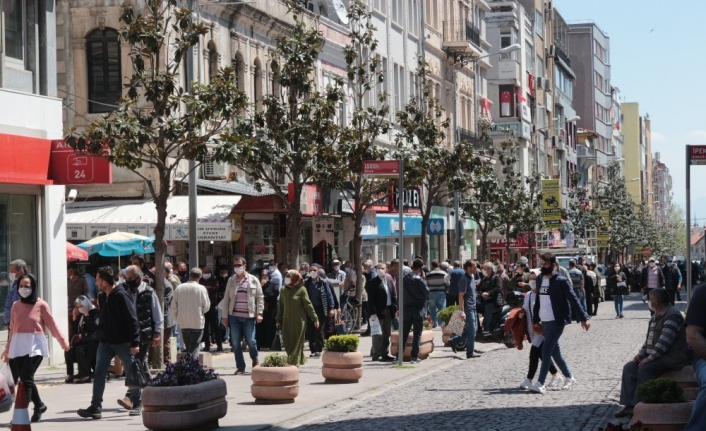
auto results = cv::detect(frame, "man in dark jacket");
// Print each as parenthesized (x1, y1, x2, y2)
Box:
(662, 258, 682, 306)
(305, 264, 334, 357)
(477, 262, 503, 334)
(401, 259, 429, 363)
(447, 261, 464, 307)
(529, 253, 590, 395)
(78, 267, 140, 420)
(365, 263, 397, 362)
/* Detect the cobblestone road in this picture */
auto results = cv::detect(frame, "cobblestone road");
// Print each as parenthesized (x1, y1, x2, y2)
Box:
(289, 294, 682, 431)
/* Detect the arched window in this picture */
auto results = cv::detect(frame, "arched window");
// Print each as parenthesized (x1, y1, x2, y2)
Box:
(253, 58, 262, 109)
(208, 40, 218, 83)
(270, 60, 280, 98)
(232, 52, 244, 91)
(86, 28, 121, 113)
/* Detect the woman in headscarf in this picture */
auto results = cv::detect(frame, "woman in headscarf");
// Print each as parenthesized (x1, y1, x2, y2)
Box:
(65, 295, 100, 384)
(256, 269, 279, 350)
(276, 270, 318, 366)
(1, 274, 69, 422)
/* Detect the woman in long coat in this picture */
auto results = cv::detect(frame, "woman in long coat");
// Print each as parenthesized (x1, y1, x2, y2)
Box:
(276, 270, 318, 366)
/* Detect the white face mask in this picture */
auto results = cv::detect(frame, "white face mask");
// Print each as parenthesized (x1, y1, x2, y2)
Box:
(333, 265, 340, 271)
(376, 268, 386, 279)
(202, 274, 212, 280)
(18, 287, 32, 298)
(234, 267, 244, 275)
(648, 301, 655, 312)
(614, 266, 620, 272)
(529, 280, 536, 290)
(284, 277, 291, 285)
(649, 262, 656, 268)
(309, 271, 319, 279)
(9, 273, 16, 283)
(482, 270, 488, 278)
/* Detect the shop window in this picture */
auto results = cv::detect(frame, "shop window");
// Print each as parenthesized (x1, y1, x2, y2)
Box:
(86, 28, 122, 113)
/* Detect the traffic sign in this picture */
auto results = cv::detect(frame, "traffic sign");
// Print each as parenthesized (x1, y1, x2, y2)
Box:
(427, 218, 445, 236)
(363, 160, 401, 178)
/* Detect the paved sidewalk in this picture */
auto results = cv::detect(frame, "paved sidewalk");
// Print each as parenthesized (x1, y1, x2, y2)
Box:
(281, 294, 683, 431)
(0, 327, 505, 430)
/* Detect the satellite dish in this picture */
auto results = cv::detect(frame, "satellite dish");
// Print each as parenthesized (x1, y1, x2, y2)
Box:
(332, 0, 349, 25)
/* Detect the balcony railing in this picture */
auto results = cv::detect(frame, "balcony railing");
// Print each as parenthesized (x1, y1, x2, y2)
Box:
(443, 20, 481, 48)
(458, 128, 492, 151)
(554, 44, 571, 67)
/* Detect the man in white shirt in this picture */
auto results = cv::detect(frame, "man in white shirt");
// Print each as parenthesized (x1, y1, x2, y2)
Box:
(172, 268, 210, 357)
(365, 263, 397, 361)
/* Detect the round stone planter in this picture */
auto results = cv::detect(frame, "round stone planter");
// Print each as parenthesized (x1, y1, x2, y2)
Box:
(441, 325, 452, 346)
(251, 366, 299, 404)
(632, 401, 695, 431)
(390, 330, 434, 360)
(142, 378, 227, 431)
(321, 351, 363, 383)
(662, 367, 698, 389)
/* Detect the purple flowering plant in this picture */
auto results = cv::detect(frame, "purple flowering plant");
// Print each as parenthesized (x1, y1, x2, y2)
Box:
(148, 353, 219, 387)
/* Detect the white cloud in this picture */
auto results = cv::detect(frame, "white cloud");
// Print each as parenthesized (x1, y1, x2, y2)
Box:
(651, 131, 666, 143)
(686, 130, 706, 142)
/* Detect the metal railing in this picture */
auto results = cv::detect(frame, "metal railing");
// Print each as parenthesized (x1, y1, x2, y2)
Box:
(443, 20, 481, 48)
(458, 127, 492, 151)
(554, 44, 571, 67)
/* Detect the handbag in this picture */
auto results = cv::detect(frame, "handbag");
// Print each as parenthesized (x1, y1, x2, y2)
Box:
(335, 320, 348, 335)
(447, 310, 466, 336)
(615, 281, 628, 295)
(324, 316, 336, 338)
(0, 364, 14, 413)
(125, 358, 151, 389)
(271, 330, 283, 351)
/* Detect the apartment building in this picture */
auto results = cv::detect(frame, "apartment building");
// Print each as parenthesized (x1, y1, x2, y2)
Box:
(621, 102, 644, 204)
(653, 154, 672, 226)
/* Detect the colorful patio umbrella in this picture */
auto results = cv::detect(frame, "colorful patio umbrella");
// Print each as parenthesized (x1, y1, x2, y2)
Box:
(78, 232, 155, 267)
(66, 241, 89, 261)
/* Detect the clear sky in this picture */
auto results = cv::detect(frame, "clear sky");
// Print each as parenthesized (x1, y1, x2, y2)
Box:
(555, 0, 706, 224)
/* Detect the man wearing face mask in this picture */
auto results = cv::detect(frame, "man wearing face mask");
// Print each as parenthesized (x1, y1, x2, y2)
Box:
(268, 260, 282, 291)
(662, 258, 682, 306)
(328, 259, 346, 284)
(641, 257, 665, 312)
(365, 263, 397, 361)
(177, 261, 189, 284)
(477, 262, 503, 335)
(200, 267, 222, 352)
(305, 264, 335, 357)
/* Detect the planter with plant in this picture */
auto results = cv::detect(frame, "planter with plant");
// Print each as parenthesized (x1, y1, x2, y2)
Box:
(390, 319, 435, 360)
(142, 353, 226, 431)
(632, 378, 695, 431)
(322, 335, 363, 383)
(662, 366, 698, 401)
(438, 305, 459, 346)
(251, 353, 299, 404)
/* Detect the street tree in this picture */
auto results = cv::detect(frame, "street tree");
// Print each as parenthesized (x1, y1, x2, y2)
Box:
(566, 170, 603, 238)
(214, 1, 344, 268)
(66, 0, 248, 367)
(597, 161, 637, 260)
(394, 64, 479, 263)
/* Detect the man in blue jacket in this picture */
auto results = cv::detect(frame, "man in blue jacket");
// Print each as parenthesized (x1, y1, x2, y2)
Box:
(530, 253, 591, 394)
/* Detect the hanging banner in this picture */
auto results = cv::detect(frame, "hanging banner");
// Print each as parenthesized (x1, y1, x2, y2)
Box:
(312, 216, 335, 246)
(541, 179, 561, 228)
(597, 209, 610, 248)
(501, 91, 511, 117)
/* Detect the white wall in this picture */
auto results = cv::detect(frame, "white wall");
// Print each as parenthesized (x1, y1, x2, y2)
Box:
(0, 90, 63, 138)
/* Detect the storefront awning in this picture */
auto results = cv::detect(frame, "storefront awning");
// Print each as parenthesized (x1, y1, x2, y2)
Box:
(65, 196, 241, 241)
(182, 178, 278, 197)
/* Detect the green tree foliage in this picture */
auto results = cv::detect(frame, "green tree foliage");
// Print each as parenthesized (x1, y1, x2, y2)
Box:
(597, 161, 636, 256)
(566, 170, 603, 237)
(66, 0, 248, 367)
(215, 1, 344, 267)
(394, 64, 479, 263)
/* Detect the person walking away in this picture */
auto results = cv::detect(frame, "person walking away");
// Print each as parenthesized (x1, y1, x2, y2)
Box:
(77, 267, 140, 419)
(685, 283, 706, 430)
(529, 253, 591, 395)
(257, 269, 280, 349)
(2, 274, 69, 422)
(200, 267, 222, 352)
(583, 265, 597, 316)
(610, 264, 629, 318)
(662, 258, 682, 306)
(305, 264, 335, 357)
(65, 295, 100, 384)
(365, 263, 397, 362)
(447, 261, 464, 307)
(477, 262, 503, 336)
(449, 260, 482, 359)
(401, 259, 429, 363)
(519, 271, 561, 390)
(567, 260, 586, 320)
(615, 288, 687, 418)
(172, 268, 210, 357)
(119, 265, 163, 414)
(218, 257, 263, 375)
(426, 261, 449, 328)
(276, 270, 318, 366)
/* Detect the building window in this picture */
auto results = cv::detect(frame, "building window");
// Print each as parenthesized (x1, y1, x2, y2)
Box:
(536, 54, 544, 78)
(500, 29, 518, 60)
(499, 85, 515, 118)
(86, 28, 122, 114)
(253, 59, 262, 109)
(392, 0, 403, 25)
(525, 41, 533, 72)
(233, 53, 244, 91)
(409, 0, 419, 36)
(373, 0, 387, 13)
(535, 11, 544, 38)
(4, 0, 24, 62)
(208, 41, 218, 84)
(270, 60, 281, 98)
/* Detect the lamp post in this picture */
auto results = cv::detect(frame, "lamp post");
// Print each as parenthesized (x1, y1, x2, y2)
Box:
(451, 44, 520, 261)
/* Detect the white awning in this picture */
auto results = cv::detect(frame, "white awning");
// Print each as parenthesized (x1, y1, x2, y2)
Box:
(65, 196, 241, 241)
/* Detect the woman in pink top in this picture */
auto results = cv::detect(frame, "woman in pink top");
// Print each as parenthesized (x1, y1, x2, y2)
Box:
(1, 274, 69, 422)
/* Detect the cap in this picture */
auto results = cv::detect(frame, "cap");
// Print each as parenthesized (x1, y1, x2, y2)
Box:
(332, 259, 341, 264)
(648, 257, 656, 262)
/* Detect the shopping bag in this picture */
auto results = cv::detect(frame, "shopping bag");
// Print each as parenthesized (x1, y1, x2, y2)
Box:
(335, 321, 348, 335)
(0, 364, 13, 413)
(447, 310, 466, 336)
(125, 358, 151, 389)
(369, 314, 382, 336)
(324, 317, 336, 339)
(271, 330, 283, 351)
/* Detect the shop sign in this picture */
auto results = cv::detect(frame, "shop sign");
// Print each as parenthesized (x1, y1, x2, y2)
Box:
(170, 225, 189, 240)
(427, 218, 444, 236)
(597, 209, 610, 248)
(50, 139, 112, 185)
(489, 234, 530, 249)
(313, 216, 335, 246)
(392, 187, 421, 210)
(541, 179, 561, 228)
(197, 225, 231, 241)
(109, 224, 150, 236)
(66, 224, 86, 240)
(87, 224, 110, 239)
(361, 210, 378, 236)
(288, 184, 323, 216)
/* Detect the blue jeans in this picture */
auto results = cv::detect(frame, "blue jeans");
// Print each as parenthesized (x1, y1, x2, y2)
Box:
(537, 321, 573, 385)
(686, 358, 706, 431)
(614, 295, 624, 316)
(449, 308, 477, 357)
(229, 315, 258, 371)
(91, 342, 137, 409)
(428, 291, 447, 327)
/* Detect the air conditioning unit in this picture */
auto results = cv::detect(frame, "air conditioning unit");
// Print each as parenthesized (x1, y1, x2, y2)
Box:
(545, 1, 553, 14)
(543, 78, 552, 90)
(536, 76, 544, 89)
(203, 161, 229, 179)
(547, 45, 556, 58)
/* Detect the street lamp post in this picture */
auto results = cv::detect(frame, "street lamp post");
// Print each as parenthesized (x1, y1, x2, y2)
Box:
(451, 43, 520, 261)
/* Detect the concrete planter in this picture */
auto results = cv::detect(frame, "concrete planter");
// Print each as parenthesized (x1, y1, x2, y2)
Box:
(662, 367, 698, 389)
(632, 401, 694, 431)
(321, 351, 363, 383)
(390, 330, 434, 360)
(251, 366, 299, 404)
(142, 378, 227, 431)
(441, 325, 452, 346)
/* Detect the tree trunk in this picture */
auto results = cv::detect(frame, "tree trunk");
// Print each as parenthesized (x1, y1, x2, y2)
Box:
(287, 183, 303, 269)
(480, 228, 489, 262)
(352, 198, 364, 330)
(505, 226, 511, 265)
(149, 175, 170, 369)
(420, 203, 432, 264)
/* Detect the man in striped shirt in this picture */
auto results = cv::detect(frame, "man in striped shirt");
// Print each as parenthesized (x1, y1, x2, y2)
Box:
(615, 288, 687, 418)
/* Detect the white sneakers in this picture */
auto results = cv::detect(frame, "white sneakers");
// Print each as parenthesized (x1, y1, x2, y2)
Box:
(547, 375, 565, 389)
(562, 377, 577, 390)
(519, 378, 532, 390)
(529, 381, 546, 394)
